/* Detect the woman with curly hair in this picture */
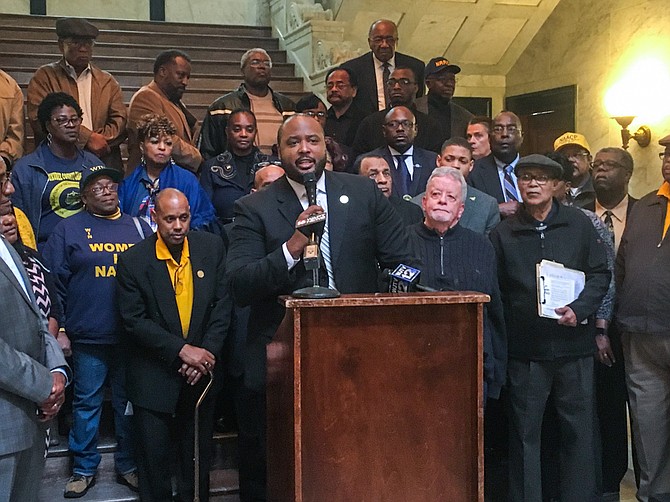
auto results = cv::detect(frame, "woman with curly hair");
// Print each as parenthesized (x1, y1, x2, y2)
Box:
(118, 113, 216, 232)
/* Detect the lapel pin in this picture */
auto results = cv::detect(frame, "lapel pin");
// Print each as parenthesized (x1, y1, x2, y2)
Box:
(339, 195, 349, 204)
(197, 270, 205, 278)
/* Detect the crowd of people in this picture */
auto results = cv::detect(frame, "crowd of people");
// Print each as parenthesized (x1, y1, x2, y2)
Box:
(1, 14, 669, 502)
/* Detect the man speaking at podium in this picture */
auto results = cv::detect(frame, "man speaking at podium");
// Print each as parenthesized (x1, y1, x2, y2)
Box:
(226, 114, 413, 501)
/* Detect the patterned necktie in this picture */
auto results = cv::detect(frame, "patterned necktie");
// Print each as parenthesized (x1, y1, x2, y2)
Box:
(394, 154, 410, 196)
(382, 62, 391, 109)
(603, 210, 615, 243)
(503, 165, 518, 202)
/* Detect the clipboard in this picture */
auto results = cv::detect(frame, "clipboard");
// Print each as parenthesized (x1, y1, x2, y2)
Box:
(536, 260, 585, 319)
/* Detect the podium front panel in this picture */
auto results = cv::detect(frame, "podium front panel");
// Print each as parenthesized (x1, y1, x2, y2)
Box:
(268, 293, 485, 502)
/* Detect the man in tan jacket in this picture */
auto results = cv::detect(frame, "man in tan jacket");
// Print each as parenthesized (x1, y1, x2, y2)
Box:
(26, 18, 127, 171)
(127, 50, 202, 174)
(0, 69, 24, 169)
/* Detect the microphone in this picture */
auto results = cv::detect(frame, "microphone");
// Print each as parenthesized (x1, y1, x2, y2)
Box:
(385, 264, 438, 293)
(303, 172, 317, 207)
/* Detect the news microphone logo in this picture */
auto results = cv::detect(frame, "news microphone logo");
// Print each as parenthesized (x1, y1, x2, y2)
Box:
(389, 264, 421, 293)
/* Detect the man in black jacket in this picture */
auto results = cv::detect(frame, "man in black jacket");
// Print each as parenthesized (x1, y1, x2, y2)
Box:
(490, 154, 610, 502)
(199, 48, 295, 159)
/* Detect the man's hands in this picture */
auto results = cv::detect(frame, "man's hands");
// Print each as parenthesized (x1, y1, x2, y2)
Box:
(39, 372, 66, 421)
(286, 205, 324, 259)
(555, 306, 577, 327)
(178, 344, 215, 386)
(595, 334, 616, 367)
(86, 132, 111, 158)
(499, 201, 520, 218)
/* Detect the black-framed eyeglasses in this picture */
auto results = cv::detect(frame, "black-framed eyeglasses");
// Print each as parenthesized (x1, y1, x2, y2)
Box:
(384, 120, 414, 129)
(304, 111, 326, 119)
(248, 59, 272, 69)
(386, 78, 415, 87)
(591, 160, 623, 171)
(492, 124, 520, 134)
(51, 116, 82, 127)
(659, 152, 670, 161)
(88, 183, 119, 196)
(64, 38, 95, 48)
(370, 36, 397, 45)
(517, 173, 551, 185)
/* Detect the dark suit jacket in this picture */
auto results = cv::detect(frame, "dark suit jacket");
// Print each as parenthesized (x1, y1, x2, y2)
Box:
(460, 185, 500, 235)
(469, 153, 506, 203)
(341, 51, 425, 116)
(0, 236, 68, 456)
(359, 146, 437, 198)
(117, 231, 231, 414)
(352, 106, 443, 157)
(389, 195, 424, 226)
(226, 171, 413, 390)
(414, 95, 474, 142)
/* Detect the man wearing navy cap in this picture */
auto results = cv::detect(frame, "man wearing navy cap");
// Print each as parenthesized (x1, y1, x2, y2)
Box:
(415, 57, 473, 144)
(490, 154, 610, 502)
(27, 18, 127, 171)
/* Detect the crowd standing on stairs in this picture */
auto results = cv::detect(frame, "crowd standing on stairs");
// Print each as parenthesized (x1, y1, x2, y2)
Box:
(1, 13, 669, 502)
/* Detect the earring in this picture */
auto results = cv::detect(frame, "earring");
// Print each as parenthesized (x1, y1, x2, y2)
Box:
(140, 153, 146, 167)
(47, 132, 53, 145)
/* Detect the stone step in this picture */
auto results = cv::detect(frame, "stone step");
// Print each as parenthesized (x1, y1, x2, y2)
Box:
(0, 25, 279, 48)
(0, 53, 291, 75)
(41, 432, 240, 501)
(0, 39, 289, 62)
(0, 13, 272, 37)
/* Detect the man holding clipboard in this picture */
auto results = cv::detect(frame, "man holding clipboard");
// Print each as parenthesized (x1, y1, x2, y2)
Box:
(490, 154, 610, 502)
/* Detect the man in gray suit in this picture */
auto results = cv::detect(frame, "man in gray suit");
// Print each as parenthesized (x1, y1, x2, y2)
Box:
(0, 157, 69, 501)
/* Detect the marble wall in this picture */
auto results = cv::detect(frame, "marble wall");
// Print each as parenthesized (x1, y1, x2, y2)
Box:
(1, 0, 270, 24)
(507, 0, 670, 197)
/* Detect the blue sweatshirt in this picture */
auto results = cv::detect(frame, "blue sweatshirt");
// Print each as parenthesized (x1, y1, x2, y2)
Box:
(43, 211, 151, 344)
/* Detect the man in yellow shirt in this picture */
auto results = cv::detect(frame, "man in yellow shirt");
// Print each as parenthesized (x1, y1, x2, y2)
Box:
(117, 188, 231, 501)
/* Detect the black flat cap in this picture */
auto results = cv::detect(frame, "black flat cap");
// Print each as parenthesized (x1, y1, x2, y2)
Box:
(56, 18, 99, 39)
(515, 154, 563, 179)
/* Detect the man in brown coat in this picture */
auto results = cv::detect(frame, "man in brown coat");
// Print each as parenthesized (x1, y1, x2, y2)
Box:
(127, 50, 202, 174)
(26, 18, 127, 171)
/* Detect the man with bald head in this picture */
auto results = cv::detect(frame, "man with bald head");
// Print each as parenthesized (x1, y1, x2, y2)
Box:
(227, 114, 412, 500)
(355, 106, 438, 198)
(342, 19, 424, 116)
(469, 111, 525, 218)
(117, 188, 231, 501)
(252, 164, 285, 192)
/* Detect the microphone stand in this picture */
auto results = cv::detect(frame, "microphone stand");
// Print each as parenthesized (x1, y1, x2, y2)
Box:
(292, 228, 340, 299)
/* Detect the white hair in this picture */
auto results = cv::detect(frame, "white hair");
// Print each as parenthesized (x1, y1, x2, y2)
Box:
(240, 48, 271, 69)
(426, 167, 467, 202)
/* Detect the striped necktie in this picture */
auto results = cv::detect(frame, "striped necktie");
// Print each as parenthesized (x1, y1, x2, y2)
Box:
(503, 165, 518, 202)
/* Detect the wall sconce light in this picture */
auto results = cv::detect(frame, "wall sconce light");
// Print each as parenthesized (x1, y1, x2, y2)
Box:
(611, 116, 651, 150)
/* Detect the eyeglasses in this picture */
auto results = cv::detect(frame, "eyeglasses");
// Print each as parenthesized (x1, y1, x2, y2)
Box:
(51, 116, 82, 127)
(326, 82, 351, 90)
(517, 173, 551, 185)
(370, 36, 396, 45)
(248, 59, 272, 69)
(566, 152, 590, 160)
(659, 152, 670, 161)
(64, 38, 95, 48)
(386, 78, 415, 87)
(88, 183, 118, 196)
(304, 111, 326, 119)
(384, 120, 414, 129)
(591, 160, 623, 171)
(492, 124, 520, 134)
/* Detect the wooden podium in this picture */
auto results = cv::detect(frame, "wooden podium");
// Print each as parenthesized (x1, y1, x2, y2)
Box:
(266, 292, 487, 502)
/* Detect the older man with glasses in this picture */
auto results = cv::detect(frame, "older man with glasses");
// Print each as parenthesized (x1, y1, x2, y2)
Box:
(199, 48, 296, 159)
(27, 18, 127, 171)
(490, 154, 610, 502)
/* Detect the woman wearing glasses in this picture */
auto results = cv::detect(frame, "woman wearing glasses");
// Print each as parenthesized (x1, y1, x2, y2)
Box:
(11, 92, 104, 250)
(42, 165, 151, 497)
(118, 113, 216, 232)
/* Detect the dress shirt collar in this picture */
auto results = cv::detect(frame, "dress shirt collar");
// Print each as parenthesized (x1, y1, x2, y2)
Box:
(373, 54, 395, 70)
(388, 145, 414, 157)
(595, 195, 629, 223)
(494, 154, 520, 171)
(286, 172, 327, 201)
